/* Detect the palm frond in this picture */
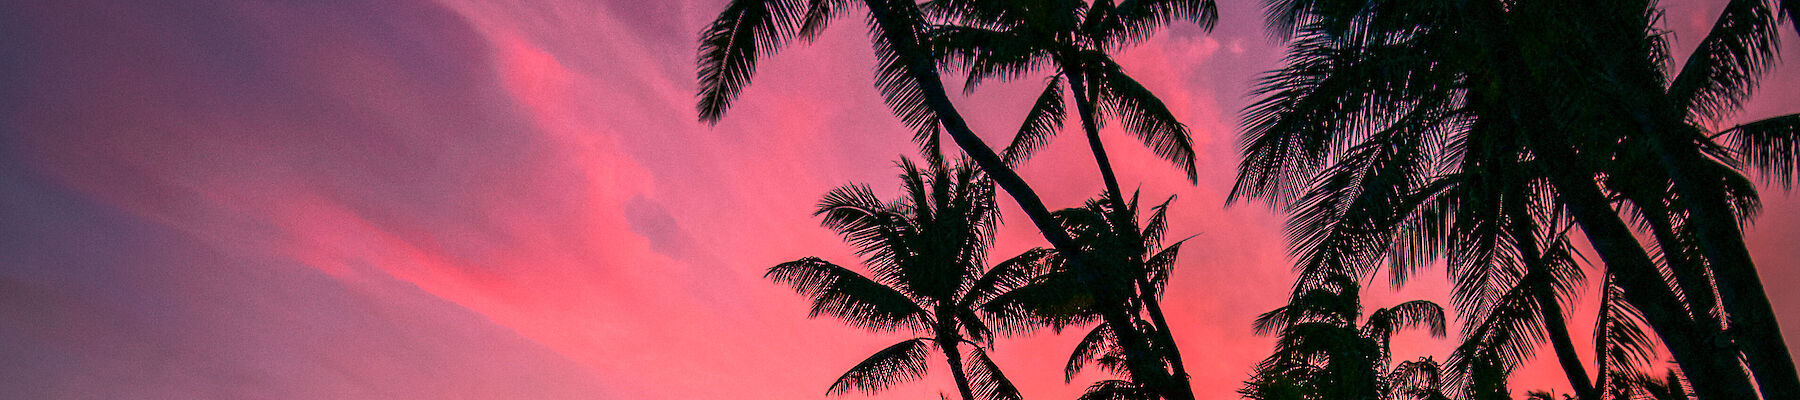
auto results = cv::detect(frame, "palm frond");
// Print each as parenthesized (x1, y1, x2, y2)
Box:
(1004, 75, 1069, 165)
(1077, 379, 1161, 400)
(1721, 113, 1800, 189)
(798, 0, 853, 38)
(962, 248, 1055, 312)
(867, 0, 951, 155)
(1667, 0, 1781, 122)
(964, 346, 1024, 400)
(767, 257, 928, 331)
(1089, 0, 1219, 48)
(983, 268, 1101, 333)
(698, 0, 806, 123)
(827, 338, 936, 395)
(1089, 55, 1199, 182)
(927, 25, 1054, 94)
(1066, 323, 1118, 382)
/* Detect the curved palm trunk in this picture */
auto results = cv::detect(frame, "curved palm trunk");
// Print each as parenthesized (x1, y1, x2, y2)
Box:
(939, 336, 979, 400)
(1651, 136, 1800, 399)
(1506, 206, 1597, 400)
(1063, 66, 1129, 211)
(1534, 150, 1757, 400)
(1063, 57, 1197, 397)
(1537, 293, 1596, 400)
(1635, 200, 1725, 327)
(861, 4, 1191, 399)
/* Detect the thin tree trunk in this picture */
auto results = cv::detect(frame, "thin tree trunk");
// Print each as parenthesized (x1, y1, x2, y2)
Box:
(1506, 205, 1597, 400)
(1063, 66, 1128, 210)
(862, 4, 1191, 400)
(939, 337, 979, 400)
(1135, 278, 1193, 393)
(1537, 292, 1597, 400)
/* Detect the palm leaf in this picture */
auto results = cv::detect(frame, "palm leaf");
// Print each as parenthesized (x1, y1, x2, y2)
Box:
(1666, 0, 1781, 122)
(1088, 55, 1198, 182)
(767, 257, 928, 331)
(698, 0, 805, 123)
(1004, 75, 1068, 166)
(1066, 323, 1117, 382)
(1077, 380, 1161, 400)
(826, 338, 935, 395)
(1721, 113, 1800, 188)
(866, 0, 951, 156)
(1090, 0, 1219, 47)
(963, 346, 1024, 400)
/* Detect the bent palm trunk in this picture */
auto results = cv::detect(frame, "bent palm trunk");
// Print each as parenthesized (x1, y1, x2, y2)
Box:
(1535, 149, 1758, 400)
(1653, 138, 1800, 399)
(1507, 206, 1597, 400)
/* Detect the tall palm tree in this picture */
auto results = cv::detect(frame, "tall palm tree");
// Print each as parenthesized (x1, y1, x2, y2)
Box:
(925, 3, 1212, 388)
(1240, 273, 1450, 400)
(697, 1, 1200, 398)
(1231, 0, 1797, 397)
(766, 158, 1030, 400)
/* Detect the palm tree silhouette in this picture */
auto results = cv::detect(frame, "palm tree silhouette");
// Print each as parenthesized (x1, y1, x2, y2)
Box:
(1232, 1, 1798, 397)
(698, 1, 1199, 398)
(924, 0, 1211, 194)
(1241, 274, 1450, 400)
(766, 158, 1033, 400)
(986, 192, 1192, 398)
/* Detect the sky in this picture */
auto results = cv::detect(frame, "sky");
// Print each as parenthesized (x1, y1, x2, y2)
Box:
(0, 0, 1797, 399)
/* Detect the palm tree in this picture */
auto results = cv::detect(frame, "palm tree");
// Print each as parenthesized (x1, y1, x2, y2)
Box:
(925, 0, 1211, 200)
(1240, 273, 1450, 400)
(1231, 0, 1797, 397)
(984, 192, 1192, 398)
(697, 1, 1199, 398)
(766, 158, 1031, 400)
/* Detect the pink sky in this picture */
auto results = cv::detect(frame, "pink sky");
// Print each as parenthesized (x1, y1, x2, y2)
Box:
(0, 0, 1796, 399)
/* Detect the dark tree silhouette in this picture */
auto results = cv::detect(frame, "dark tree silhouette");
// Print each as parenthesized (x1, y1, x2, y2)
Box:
(985, 192, 1192, 398)
(766, 159, 1031, 400)
(1232, 0, 1798, 397)
(697, 1, 1205, 398)
(924, 3, 1213, 389)
(1241, 274, 1451, 400)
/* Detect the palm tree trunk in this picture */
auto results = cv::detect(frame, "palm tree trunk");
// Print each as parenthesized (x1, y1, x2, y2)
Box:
(1576, 0, 1800, 389)
(1537, 292, 1596, 400)
(1506, 205, 1597, 400)
(1533, 149, 1758, 400)
(1062, 65, 1129, 210)
(1062, 56, 1198, 397)
(939, 337, 979, 400)
(1134, 278, 1193, 394)
(861, 4, 1190, 399)
(1652, 136, 1800, 399)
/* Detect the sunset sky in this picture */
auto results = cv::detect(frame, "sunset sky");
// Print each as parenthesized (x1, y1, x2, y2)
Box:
(1, 1, 1798, 399)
